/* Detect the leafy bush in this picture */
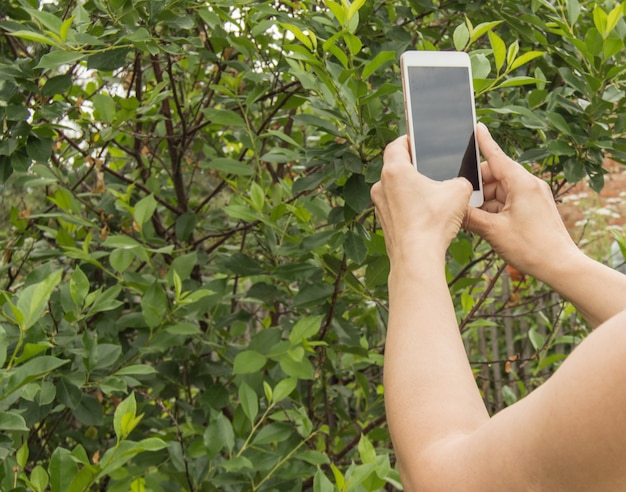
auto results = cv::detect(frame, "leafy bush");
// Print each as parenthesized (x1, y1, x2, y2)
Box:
(0, 0, 624, 490)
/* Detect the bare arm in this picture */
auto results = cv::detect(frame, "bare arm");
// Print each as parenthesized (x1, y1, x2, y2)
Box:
(372, 131, 626, 492)
(465, 124, 626, 327)
(371, 136, 489, 488)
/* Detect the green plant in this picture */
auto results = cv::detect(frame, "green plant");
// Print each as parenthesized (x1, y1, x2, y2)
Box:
(0, 0, 624, 490)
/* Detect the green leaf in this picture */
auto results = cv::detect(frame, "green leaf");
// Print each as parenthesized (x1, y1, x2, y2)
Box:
(362, 51, 395, 79)
(593, 5, 608, 37)
(203, 158, 254, 176)
(471, 53, 491, 80)
(8, 30, 59, 46)
(343, 32, 362, 55)
(325, 0, 345, 25)
(109, 249, 134, 273)
(175, 212, 197, 242)
(178, 289, 215, 305)
(603, 37, 623, 59)
(102, 235, 142, 249)
(30, 465, 49, 492)
(92, 93, 116, 123)
(136, 437, 168, 451)
(224, 204, 259, 222)
(59, 16, 74, 42)
(289, 315, 324, 344)
(165, 322, 201, 336)
(114, 392, 140, 440)
(453, 23, 470, 51)
(357, 434, 376, 464)
(37, 51, 85, 70)
(563, 158, 587, 183)
(49, 448, 78, 492)
(496, 76, 543, 88)
(509, 51, 544, 71)
(0, 411, 29, 431)
(488, 31, 506, 72)
(17, 442, 29, 468)
(26, 137, 53, 163)
(365, 255, 389, 288)
(238, 382, 259, 422)
(16, 270, 63, 330)
(141, 281, 167, 329)
(566, 0, 581, 25)
(345, 229, 368, 264)
(203, 108, 246, 127)
(221, 455, 254, 472)
(606, 4, 624, 38)
(253, 422, 294, 445)
(280, 23, 313, 50)
(546, 112, 573, 135)
(343, 174, 370, 213)
(133, 194, 157, 226)
(86, 284, 123, 316)
(506, 40, 519, 69)
(294, 282, 334, 307)
(56, 379, 82, 409)
(272, 377, 297, 403)
(279, 354, 314, 379)
(0, 326, 6, 368)
(314, 468, 335, 492)
(584, 28, 603, 56)
(87, 48, 130, 71)
(529, 327, 546, 352)
(114, 364, 158, 376)
(72, 393, 104, 426)
(70, 267, 89, 309)
(346, 0, 366, 21)
(233, 350, 267, 374)
(470, 20, 503, 42)
(204, 413, 235, 458)
(24, 7, 63, 32)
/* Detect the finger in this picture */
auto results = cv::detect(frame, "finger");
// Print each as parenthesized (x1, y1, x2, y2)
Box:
(370, 180, 382, 207)
(482, 180, 499, 203)
(383, 135, 412, 167)
(451, 176, 474, 202)
(464, 205, 498, 237)
(481, 200, 505, 214)
(479, 160, 495, 185)
(476, 123, 518, 181)
(482, 180, 508, 204)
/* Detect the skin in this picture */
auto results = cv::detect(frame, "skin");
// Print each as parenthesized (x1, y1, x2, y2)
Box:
(371, 123, 626, 491)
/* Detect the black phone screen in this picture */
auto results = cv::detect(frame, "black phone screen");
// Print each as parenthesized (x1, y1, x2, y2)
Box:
(407, 66, 480, 190)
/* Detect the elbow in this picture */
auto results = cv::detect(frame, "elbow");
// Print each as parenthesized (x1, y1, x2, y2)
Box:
(395, 435, 474, 492)
(397, 457, 448, 492)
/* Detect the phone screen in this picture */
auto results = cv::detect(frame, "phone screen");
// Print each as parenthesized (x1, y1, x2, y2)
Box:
(406, 66, 480, 190)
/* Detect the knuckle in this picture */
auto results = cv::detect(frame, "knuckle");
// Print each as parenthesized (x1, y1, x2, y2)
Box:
(370, 182, 381, 203)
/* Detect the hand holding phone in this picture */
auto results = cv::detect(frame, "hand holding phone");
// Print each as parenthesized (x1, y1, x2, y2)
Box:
(400, 50, 484, 207)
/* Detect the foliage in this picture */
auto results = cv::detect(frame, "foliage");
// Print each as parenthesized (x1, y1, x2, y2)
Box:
(0, 0, 624, 490)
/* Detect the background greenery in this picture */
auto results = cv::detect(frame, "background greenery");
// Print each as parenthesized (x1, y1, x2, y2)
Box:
(0, 0, 625, 490)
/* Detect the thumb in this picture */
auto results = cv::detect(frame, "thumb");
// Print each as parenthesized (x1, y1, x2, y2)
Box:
(464, 205, 497, 239)
(451, 177, 473, 203)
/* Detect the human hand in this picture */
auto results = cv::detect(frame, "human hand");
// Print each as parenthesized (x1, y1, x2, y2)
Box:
(371, 135, 473, 268)
(464, 124, 580, 280)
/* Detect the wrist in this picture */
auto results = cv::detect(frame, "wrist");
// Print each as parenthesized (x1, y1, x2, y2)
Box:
(388, 248, 447, 290)
(531, 246, 589, 287)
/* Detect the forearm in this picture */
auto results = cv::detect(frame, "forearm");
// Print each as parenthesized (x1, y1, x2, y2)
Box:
(536, 249, 626, 328)
(384, 254, 488, 485)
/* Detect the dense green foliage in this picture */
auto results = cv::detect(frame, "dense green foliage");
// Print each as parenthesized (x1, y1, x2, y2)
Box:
(0, 0, 625, 490)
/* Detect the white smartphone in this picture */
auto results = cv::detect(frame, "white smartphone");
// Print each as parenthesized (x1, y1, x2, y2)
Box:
(400, 50, 484, 207)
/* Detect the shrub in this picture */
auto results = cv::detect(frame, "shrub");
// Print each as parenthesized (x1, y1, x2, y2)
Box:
(0, 0, 624, 490)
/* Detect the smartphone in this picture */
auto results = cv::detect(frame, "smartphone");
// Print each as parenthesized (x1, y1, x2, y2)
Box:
(400, 50, 484, 207)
